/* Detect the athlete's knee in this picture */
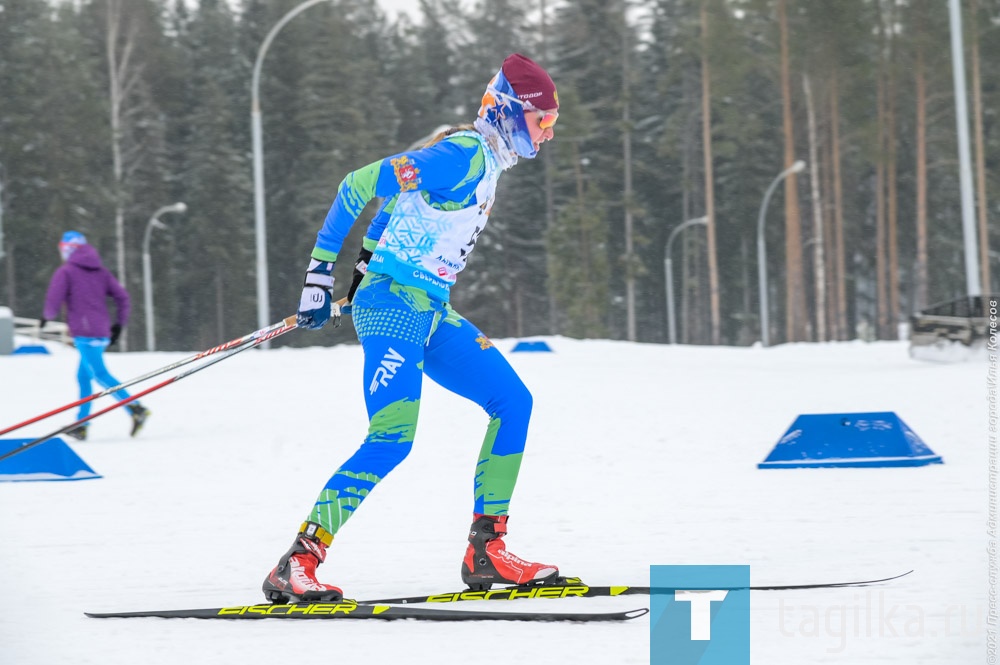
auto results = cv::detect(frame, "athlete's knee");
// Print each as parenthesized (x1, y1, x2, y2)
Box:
(516, 380, 533, 412)
(493, 378, 532, 421)
(361, 398, 419, 472)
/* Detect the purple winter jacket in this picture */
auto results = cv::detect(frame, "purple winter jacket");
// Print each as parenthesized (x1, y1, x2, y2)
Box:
(43, 244, 130, 338)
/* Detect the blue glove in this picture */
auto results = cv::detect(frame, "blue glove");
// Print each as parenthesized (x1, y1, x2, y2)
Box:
(297, 258, 338, 330)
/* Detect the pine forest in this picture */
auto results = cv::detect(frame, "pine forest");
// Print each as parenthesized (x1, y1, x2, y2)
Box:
(0, 0, 997, 350)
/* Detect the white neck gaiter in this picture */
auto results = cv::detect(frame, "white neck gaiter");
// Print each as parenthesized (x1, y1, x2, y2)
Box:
(474, 117, 519, 171)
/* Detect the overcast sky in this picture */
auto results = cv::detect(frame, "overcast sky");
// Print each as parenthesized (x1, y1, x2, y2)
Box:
(375, 0, 420, 20)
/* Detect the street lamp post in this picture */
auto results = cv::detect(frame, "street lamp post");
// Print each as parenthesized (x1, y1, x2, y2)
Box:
(252, 0, 330, 349)
(143, 202, 187, 351)
(757, 160, 806, 347)
(947, 0, 982, 297)
(664, 216, 708, 344)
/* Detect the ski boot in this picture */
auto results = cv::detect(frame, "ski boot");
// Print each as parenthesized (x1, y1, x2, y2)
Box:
(461, 514, 559, 590)
(262, 522, 343, 603)
(127, 404, 150, 437)
(65, 424, 88, 441)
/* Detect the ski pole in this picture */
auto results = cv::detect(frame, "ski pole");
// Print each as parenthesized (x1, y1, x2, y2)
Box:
(0, 316, 297, 463)
(0, 315, 297, 437)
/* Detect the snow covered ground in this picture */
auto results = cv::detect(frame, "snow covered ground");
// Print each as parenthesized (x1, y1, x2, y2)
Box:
(0, 334, 988, 664)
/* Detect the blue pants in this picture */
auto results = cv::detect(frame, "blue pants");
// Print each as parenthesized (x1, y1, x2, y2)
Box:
(307, 274, 533, 536)
(74, 337, 131, 420)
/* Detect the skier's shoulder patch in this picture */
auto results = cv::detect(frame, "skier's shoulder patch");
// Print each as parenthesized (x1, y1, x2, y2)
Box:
(390, 155, 420, 192)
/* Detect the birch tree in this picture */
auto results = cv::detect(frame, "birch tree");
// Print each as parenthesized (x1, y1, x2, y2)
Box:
(700, 0, 721, 345)
(104, 0, 144, 349)
(803, 74, 825, 341)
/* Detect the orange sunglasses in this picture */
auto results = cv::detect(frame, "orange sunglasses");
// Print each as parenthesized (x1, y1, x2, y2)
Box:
(525, 102, 558, 129)
(535, 109, 558, 130)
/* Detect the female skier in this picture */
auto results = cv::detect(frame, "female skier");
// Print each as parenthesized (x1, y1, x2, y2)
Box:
(263, 54, 560, 602)
(42, 231, 150, 440)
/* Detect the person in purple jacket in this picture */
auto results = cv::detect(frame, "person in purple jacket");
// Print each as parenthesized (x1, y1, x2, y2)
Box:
(42, 231, 150, 440)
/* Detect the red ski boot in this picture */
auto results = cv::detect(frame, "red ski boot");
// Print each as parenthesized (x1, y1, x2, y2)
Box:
(461, 514, 559, 590)
(262, 522, 343, 603)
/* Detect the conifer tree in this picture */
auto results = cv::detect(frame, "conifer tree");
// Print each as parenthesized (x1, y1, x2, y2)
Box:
(547, 0, 629, 339)
(167, 0, 253, 348)
(455, 0, 546, 336)
(0, 1, 110, 316)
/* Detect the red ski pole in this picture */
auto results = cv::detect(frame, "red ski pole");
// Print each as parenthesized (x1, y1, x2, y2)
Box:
(0, 316, 297, 463)
(0, 315, 297, 437)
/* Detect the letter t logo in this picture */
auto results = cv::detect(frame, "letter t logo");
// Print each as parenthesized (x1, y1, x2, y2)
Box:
(674, 590, 729, 640)
(650, 565, 750, 664)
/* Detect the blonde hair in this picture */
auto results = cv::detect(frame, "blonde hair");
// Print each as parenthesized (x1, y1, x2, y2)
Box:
(422, 124, 476, 148)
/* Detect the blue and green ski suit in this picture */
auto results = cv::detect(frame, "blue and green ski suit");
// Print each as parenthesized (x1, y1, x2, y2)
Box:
(305, 131, 532, 537)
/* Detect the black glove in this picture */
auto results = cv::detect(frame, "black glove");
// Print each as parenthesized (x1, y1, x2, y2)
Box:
(110, 324, 122, 347)
(38, 318, 47, 330)
(347, 247, 374, 303)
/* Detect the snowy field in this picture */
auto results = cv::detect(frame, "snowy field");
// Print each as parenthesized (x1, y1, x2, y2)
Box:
(0, 333, 988, 664)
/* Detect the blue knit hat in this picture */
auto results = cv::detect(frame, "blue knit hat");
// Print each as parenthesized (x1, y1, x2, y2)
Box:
(59, 231, 87, 260)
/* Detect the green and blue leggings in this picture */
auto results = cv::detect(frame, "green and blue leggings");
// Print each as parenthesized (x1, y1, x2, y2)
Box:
(307, 273, 531, 537)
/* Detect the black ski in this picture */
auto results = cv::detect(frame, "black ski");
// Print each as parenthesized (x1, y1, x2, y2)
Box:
(84, 571, 912, 619)
(358, 570, 914, 605)
(85, 601, 648, 622)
